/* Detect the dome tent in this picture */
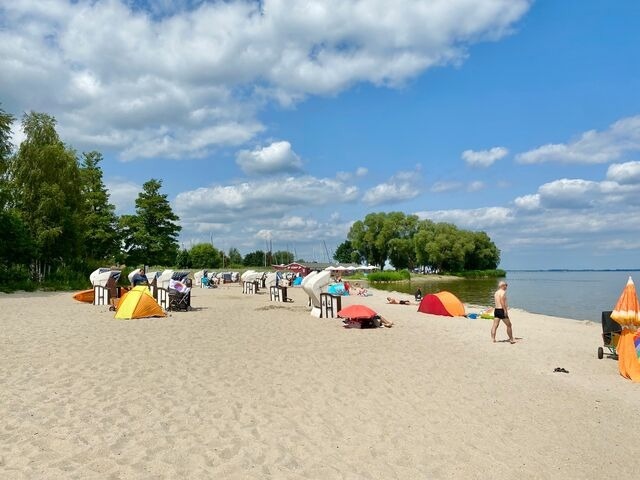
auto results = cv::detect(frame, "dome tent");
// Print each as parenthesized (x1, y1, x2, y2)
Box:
(115, 286, 166, 320)
(417, 291, 465, 317)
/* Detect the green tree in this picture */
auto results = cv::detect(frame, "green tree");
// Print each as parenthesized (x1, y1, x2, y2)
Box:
(348, 212, 419, 267)
(414, 220, 436, 269)
(176, 248, 191, 269)
(189, 243, 222, 268)
(243, 250, 266, 267)
(348, 213, 387, 267)
(120, 179, 181, 266)
(79, 151, 119, 261)
(272, 250, 294, 265)
(464, 231, 500, 270)
(227, 247, 243, 266)
(0, 209, 34, 268)
(9, 112, 83, 278)
(0, 104, 15, 209)
(388, 237, 415, 270)
(418, 222, 469, 272)
(333, 240, 357, 264)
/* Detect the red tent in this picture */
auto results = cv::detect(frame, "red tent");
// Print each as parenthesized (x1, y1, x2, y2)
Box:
(417, 291, 465, 317)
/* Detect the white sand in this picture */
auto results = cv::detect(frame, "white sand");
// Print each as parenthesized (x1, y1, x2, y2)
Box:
(1, 285, 638, 479)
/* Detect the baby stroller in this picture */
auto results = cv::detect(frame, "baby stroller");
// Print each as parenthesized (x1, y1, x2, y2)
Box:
(598, 310, 621, 359)
(168, 275, 192, 311)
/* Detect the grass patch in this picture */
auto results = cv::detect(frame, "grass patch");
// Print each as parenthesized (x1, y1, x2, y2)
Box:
(367, 270, 411, 282)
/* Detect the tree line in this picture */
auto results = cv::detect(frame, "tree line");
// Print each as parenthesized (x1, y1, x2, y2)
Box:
(0, 106, 298, 288)
(334, 211, 501, 273)
(175, 245, 295, 269)
(0, 107, 183, 286)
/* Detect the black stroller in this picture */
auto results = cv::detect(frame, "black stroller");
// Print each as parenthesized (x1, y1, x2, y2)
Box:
(597, 310, 621, 359)
(168, 272, 192, 311)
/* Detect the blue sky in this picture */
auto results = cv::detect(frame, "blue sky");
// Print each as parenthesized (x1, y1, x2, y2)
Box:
(2, 0, 640, 269)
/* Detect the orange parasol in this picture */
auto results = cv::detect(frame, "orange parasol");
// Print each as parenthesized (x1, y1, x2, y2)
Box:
(611, 277, 640, 381)
(611, 276, 640, 330)
(338, 304, 378, 320)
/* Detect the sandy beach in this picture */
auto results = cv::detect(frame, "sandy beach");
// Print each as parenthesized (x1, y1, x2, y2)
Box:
(1, 284, 638, 479)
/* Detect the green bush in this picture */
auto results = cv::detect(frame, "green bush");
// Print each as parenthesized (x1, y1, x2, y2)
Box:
(40, 266, 91, 291)
(367, 269, 411, 282)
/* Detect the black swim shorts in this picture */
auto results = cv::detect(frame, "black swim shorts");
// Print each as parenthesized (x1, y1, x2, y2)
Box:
(494, 308, 508, 319)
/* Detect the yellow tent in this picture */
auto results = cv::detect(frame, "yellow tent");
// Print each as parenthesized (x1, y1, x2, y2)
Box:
(115, 285, 166, 320)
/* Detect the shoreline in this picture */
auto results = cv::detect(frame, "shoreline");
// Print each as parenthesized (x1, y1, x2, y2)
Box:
(1, 285, 639, 479)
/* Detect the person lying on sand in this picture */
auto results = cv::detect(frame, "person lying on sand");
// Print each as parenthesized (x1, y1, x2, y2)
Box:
(387, 296, 411, 305)
(343, 315, 394, 328)
(352, 283, 368, 296)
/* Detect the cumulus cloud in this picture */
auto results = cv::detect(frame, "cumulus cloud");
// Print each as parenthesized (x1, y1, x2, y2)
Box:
(516, 115, 640, 164)
(462, 146, 508, 167)
(175, 175, 358, 225)
(105, 179, 141, 214)
(236, 141, 303, 175)
(0, 0, 531, 160)
(513, 194, 540, 210)
(537, 179, 600, 209)
(606, 161, 640, 185)
(362, 169, 422, 205)
(415, 207, 515, 230)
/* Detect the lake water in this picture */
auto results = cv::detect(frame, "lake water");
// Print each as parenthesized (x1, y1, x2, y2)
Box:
(371, 270, 640, 322)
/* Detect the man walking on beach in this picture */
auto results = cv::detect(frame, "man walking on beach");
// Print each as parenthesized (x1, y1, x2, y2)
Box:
(492, 281, 515, 344)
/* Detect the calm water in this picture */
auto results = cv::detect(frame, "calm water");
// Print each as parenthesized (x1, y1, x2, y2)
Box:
(372, 271, 640, 322)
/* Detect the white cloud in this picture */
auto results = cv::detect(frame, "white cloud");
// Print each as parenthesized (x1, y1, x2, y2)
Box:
(513, 194, 540, 210)
(431, 181, 463, 193)
(175, 175, 358, 225)
(0, 0, 532, 160)
(516, 115, 640, 164)
(537, 179, 600, 209)
(362, 168, 422, 205)
(467, 180, 485, 192)
(236, 141, 303, 175)
(606, 161, 640, 185)
(336, 166, 371, 182)
(462, 146, 508, 167)
(106, 179, 141, 214)
(9, 123, 26, 151)
(415, 207, 515, 230)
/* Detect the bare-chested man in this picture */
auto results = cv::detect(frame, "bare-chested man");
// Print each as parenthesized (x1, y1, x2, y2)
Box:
(491, 280, 515, 343)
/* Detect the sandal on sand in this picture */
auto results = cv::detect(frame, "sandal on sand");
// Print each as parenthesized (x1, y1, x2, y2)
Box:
(553, 367, 569, 373)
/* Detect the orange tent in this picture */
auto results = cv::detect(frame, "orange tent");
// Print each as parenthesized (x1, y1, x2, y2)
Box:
(115, 286, 166, 320)
(417, 291, 465, 317)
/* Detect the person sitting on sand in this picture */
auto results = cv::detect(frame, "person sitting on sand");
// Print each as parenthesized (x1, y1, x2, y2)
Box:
(414, 288, 422, 301)
(387, 296, 411, 305)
